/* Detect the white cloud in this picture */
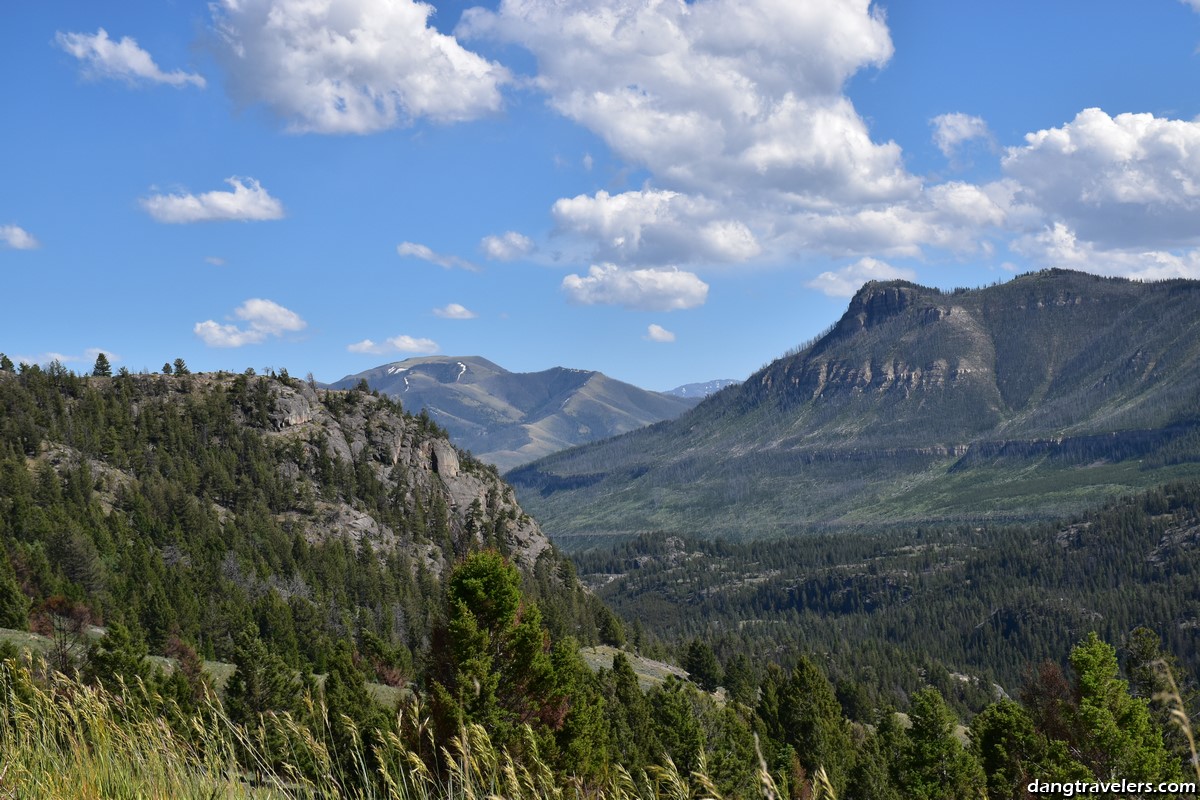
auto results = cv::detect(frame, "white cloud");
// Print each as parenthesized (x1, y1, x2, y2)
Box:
(13, 352, 77, 367)
(1182, 0, 1200, 12)
(562, 264, 708, 311)
(142, 177, 284, 223)
(1013, 223, 1200, 281)
(397, 241, 478, 271)
(0, 225, 39, 249)
(347, 335, 438, 355)
(480, 231, 533, 260)
(13, 348, 121, 367)
(210, 0, 507, 134)
(787, 181, 1011, 258)
(194, 298, 306, 347)
(205, 256, 227, 266)
(806, 257, 917, 297)
(56, 28, 206, 88)
(930, 112, 991, 160)
(433, 303, 477, 319)
(552, 189, 760, 265)
(644, 323, 675, 342)
(84, 347, 122, 363)
(1003, 108, 1200, 250)
(463, 0, 916, 264)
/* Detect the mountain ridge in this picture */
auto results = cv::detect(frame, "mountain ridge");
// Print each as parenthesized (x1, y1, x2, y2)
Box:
(327, 356, 698, 470)
(508, 270, 1200, 545)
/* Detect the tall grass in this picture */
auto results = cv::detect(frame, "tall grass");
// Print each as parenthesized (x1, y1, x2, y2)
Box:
(0, 657, 798, 800)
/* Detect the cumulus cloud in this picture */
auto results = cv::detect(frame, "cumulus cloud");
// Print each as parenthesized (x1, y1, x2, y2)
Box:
(463, 0, 912, 241)
(194, 298, 306, 347)
(433, 303, 477, 319)
(553, 189, 760, 266)
(56, 28, 206, 88)
(0, 225, 39, 249)
(481, 231, 534, 260)
(562, 264, 708, 311)
(210, 0, 507, 134)
(806, 257, 917, 297)
(397, 241, 478, 271)
(142, 177, 284, 223)
(644, 324, 675, 342)
(1013, 222, 1200, 281)
(787, 181, 1012, 258)
(1003, 109, 1200, 250)
(13, 348, 121, 367)
(13, 352, 77, 367)
(347, 335, 439, 355)
(931, 112, 992, 159)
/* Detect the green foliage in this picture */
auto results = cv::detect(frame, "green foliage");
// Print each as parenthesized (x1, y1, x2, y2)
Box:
(1067, 632, 1177, 781)
(572, 480, 1200, 708)
(430, 551, 562, 753)
(91, 352, 112, 378)
(899, 688, 986, 800)
(683, 638, 720, 692)
(82, 621, 150, 695)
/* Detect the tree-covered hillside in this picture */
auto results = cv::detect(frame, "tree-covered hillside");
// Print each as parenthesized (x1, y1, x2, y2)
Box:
(0, 360, 601, 673)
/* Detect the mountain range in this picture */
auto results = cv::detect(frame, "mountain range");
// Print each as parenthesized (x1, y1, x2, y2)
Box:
(327, 356, 701, 470)
(507, 269, 1200, 547)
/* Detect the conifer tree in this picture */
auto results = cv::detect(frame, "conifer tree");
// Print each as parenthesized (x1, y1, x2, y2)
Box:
(91, 352, 112, 377)
(1067, 632, 1177, 781)
(900, 688, 985, 800)
(684, 637, 721, 691)
(83, 621, 150, 695)
(429, 550, 561, 752)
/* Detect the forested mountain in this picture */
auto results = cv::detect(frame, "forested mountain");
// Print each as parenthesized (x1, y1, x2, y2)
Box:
(328, 356, 698, 470)
(0, 363, 601, 673)
(510, 270, 1200, 543)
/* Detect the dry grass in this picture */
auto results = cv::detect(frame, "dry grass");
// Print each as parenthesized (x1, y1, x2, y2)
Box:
(0, 657, 790, 800)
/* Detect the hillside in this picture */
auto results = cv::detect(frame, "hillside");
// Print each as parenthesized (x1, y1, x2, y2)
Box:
(0, 365, 599, 671)
(328, 356, 697, 469)
(509, 270, 1200, 545)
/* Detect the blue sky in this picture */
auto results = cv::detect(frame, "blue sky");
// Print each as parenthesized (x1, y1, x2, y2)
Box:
(4, 0, 1200, 390)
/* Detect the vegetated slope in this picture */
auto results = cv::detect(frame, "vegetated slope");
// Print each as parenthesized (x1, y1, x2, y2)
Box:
(509, 269, 1200, 545)
(571, 479, 1200, 698)
(0, 365, 600, 673)
(328, 356, 697, 470)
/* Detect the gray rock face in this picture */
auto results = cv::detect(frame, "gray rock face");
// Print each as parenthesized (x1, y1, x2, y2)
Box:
(259, 379, 551, 569)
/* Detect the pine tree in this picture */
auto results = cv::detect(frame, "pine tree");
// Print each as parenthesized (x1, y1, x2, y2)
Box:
(1067, 632, 1178, 782)
(0, 553, 29, 630)
(83, 621, 150, 695)
(683, 638, 721, 691)
(91, 352, 112, 377)
(900, 688, 986, 800)
(429, 550, 562, 753)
